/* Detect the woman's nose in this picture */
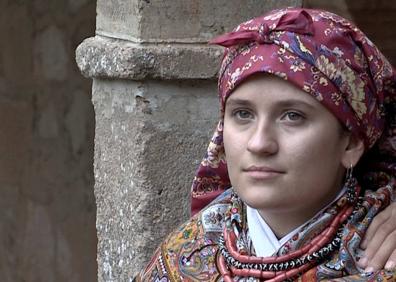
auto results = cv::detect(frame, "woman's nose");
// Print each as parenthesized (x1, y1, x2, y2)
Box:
(246, 122, 278, 155)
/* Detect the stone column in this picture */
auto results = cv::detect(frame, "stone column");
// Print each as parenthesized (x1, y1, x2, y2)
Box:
(76, 0, 301, 280)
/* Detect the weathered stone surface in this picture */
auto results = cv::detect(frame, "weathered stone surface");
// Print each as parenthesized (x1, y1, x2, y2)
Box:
(76, 36, 223, 80)
(97, 0, 302, 42)
(65, 89, 94, 155)
(93, 78, 219, 279)
(34, 25, 68, 81)
(68, 0, 91, 13)
(0, 98, 34, 281)
(19, 202, 56, 282)
(0, 1, 97, 282)
(0, 98, 33, 187)
(0, 1, 34, 92)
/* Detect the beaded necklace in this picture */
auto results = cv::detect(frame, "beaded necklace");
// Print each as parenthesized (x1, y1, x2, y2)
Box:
(217, 180, 361, 281)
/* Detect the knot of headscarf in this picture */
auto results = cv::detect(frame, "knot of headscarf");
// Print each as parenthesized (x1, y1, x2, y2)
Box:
(211, 9, 314, 46)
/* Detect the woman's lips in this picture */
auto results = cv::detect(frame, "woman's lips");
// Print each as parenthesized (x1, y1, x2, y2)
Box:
(243, 165, 285, 180)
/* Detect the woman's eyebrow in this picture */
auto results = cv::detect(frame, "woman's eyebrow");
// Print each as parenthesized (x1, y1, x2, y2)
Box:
(275, 99, 316, 110)
(226, 98, 316, 110)
(226, 98, 254, 107)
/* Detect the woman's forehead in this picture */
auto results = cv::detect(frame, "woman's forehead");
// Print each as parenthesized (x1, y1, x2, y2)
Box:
(226, 73, 320, 108)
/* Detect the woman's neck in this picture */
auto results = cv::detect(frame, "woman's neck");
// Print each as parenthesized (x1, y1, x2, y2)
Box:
(257, 185, 345, 239)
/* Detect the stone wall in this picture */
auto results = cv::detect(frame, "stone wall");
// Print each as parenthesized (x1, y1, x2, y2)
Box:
(0, 1, 97, 282)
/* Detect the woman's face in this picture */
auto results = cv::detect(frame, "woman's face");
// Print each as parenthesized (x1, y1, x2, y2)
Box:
(223, 74, 351, 227)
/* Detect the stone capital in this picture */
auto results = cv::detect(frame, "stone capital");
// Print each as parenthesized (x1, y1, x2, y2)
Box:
(76, 36, 223, 80)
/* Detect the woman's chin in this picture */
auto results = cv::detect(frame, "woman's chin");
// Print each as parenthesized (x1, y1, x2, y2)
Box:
(238, 192, 284, 211)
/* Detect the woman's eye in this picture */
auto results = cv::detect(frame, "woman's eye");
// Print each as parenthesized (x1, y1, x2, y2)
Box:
(282, 111, 304, 122)
(234, 110, 253, 120)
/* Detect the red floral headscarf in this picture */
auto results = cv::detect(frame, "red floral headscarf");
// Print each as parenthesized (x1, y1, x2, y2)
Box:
(191, 8, 396, 215)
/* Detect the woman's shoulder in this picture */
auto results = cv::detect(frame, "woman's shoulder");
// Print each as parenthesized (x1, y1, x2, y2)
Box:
(134, 189, 234, 281)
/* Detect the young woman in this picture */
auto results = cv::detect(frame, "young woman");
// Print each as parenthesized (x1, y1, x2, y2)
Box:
(135, 8, 396, 281)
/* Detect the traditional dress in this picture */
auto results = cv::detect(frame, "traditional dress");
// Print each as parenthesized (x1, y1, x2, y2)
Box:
(135, 188, 395, 281)
(135, 8, 396, 281)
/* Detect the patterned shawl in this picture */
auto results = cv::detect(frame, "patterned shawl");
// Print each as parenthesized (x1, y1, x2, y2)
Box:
(136, 188, 396, 281)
